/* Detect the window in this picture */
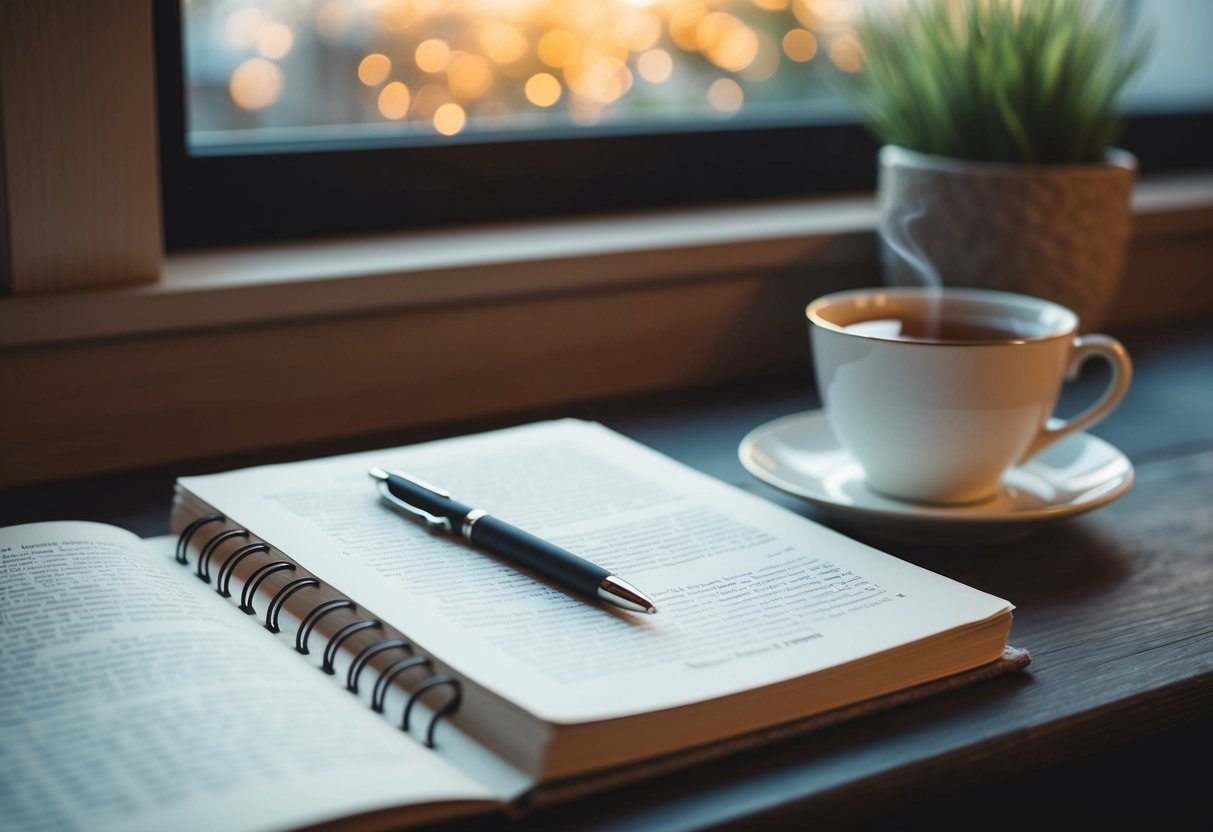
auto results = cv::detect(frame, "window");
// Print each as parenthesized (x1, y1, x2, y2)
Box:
(182, 0, 862, 148)
(158, 0, 1213, 249)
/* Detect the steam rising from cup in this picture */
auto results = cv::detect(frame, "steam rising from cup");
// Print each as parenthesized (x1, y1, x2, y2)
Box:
(879, 174, 942, 289)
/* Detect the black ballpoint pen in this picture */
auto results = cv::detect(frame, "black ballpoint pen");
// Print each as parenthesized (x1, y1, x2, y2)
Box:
(369, 468, 657, 614)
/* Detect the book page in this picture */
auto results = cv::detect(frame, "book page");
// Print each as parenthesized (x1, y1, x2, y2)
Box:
(180, 420, 1011, 724)
(0, 522, 498, 832)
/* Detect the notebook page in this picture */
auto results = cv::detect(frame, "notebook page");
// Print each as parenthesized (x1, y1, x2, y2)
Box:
(180, 420, 1011, 724)
(0, 522, 497, 832)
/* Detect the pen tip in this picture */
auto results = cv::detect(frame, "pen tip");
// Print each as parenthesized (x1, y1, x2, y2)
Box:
(368, 467, 389, 481)
(598, 576, 657, 615)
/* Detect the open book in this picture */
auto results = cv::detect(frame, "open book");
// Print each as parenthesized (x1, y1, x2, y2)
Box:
(1, 420, 1024, 832)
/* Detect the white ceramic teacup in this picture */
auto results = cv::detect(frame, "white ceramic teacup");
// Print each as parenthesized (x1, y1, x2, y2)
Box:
(807, 287, 1132, 505)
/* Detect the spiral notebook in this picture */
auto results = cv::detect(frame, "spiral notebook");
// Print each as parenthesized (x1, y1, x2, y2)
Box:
(0, 419, 1027, 832)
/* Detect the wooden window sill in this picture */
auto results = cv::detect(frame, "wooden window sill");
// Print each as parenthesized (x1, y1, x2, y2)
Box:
(2, 177, 1212, 487)
(0, 171, 1205, 350)
(0, 193, 879, 348)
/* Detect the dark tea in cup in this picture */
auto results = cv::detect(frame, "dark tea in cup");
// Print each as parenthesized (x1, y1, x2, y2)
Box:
(842, 315, 1038, 344)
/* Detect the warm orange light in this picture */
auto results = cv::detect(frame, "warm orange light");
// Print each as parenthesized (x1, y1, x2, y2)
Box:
(586, 30, 629, 64)
(699, 14, 758, 72)
(708, 77, 744, 113)
(741, 36, 780, 82)
(229, 58, 282, 110)
(566, 0, 610, 31)
(538, 29, 579, 68)
(448, 54, 494, 99)
(415, 39, 451, 73)
(568, 56, 630, 104)
(807, 0, 852, 22)
(616, 9, 662, 52)
(637, 49, 673, 83)
(670, 2, 709, 51)
(358, 53, 392, 86)
(378, 0, 417, 32)
(433, 103, 467, 136)
(481, 23, 529, 65)
(525, 73, 562, 107)
(256, 22, 293, 59)
(829, 33, 864, 73)
(207, 0, 862, 134)
(791, 0, 824, 31)
(378, 81, 411, 119)
(782, 28, 818, 62)
(412, 84, 449, 119)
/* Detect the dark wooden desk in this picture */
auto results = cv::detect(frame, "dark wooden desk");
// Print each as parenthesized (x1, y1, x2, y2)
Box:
(3, 320, 1211, 830)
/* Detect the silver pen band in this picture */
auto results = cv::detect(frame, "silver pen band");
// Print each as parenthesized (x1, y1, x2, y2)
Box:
(461, 509, 489, 541)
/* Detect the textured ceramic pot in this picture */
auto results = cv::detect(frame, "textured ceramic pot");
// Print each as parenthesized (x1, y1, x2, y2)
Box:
(877, 145, 1137, 331)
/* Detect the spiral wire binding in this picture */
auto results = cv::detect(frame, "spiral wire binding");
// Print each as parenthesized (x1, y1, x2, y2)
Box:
(371, 656, 432, 713)
(347, 639, 411, 693)
(197, 528, 248, 583)
(239, 561, 295, 614)
(216, 542, 269, 598)
(176, 513, 224, 564)
(265, 577, 321, 633)
(403, 676, 463, 748)
(295, 599, 355, 654)
(177, 518, 463, 748)
(321, 620, 382, 674)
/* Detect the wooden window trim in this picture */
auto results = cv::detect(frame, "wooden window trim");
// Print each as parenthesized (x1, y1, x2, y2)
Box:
(2, 173, 1210, 350)
(2, 178, 1211, 488)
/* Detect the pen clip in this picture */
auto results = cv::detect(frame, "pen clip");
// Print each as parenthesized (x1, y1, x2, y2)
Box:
(376, 481, 453, 533)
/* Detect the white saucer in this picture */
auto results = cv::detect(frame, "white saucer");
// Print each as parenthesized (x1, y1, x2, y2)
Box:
(738, 410, 1134, 544)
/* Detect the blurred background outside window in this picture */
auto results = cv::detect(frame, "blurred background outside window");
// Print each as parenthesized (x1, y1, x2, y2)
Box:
(182, 0, 1213, 154)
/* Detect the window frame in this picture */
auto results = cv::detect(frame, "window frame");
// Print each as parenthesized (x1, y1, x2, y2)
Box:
(155, 1, 1213, 250)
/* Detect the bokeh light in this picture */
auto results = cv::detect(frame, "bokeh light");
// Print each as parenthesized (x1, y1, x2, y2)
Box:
(782, 28, 818, 62)
(196, 0, 866, 143)
(434, 103, 467, 135)
(708, 77, 744, 113)
(378, 81, 411, 119)
(415, 39, 451, 73)
(256, 22, 294, 59)
(699, 14, 759, 73)
(448, 54, 495, 98)
(538, 29, 579, 68)
(526, 73, 563, 107)
(481, 23, 529, 65)
(637, 49, 673, 83)
(358, 53, 392, 86)
(229, 58, 283, 110)
(828, 33, 863, 73)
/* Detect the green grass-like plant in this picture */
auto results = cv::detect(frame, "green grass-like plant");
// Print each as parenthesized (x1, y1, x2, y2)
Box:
(848, 0, 1150, 164)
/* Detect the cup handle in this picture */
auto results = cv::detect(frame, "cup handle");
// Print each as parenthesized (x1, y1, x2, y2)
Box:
(1018, 334, 1133, 463)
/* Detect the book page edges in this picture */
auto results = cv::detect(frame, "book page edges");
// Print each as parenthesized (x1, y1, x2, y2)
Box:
(171, 483, 1019, 786)
(534, 608, 1015, 778)
(517, 644, 1030, 815)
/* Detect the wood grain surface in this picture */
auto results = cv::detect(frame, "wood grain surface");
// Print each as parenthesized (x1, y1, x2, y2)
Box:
(0, 1, 160, 295)
(1, 320, 1210, 829)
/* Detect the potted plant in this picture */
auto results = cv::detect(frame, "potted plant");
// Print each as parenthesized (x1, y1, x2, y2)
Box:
(848, 0, 1150, 330)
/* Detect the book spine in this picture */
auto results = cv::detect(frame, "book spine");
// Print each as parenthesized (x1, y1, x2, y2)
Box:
(175, 512, 462, 748)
